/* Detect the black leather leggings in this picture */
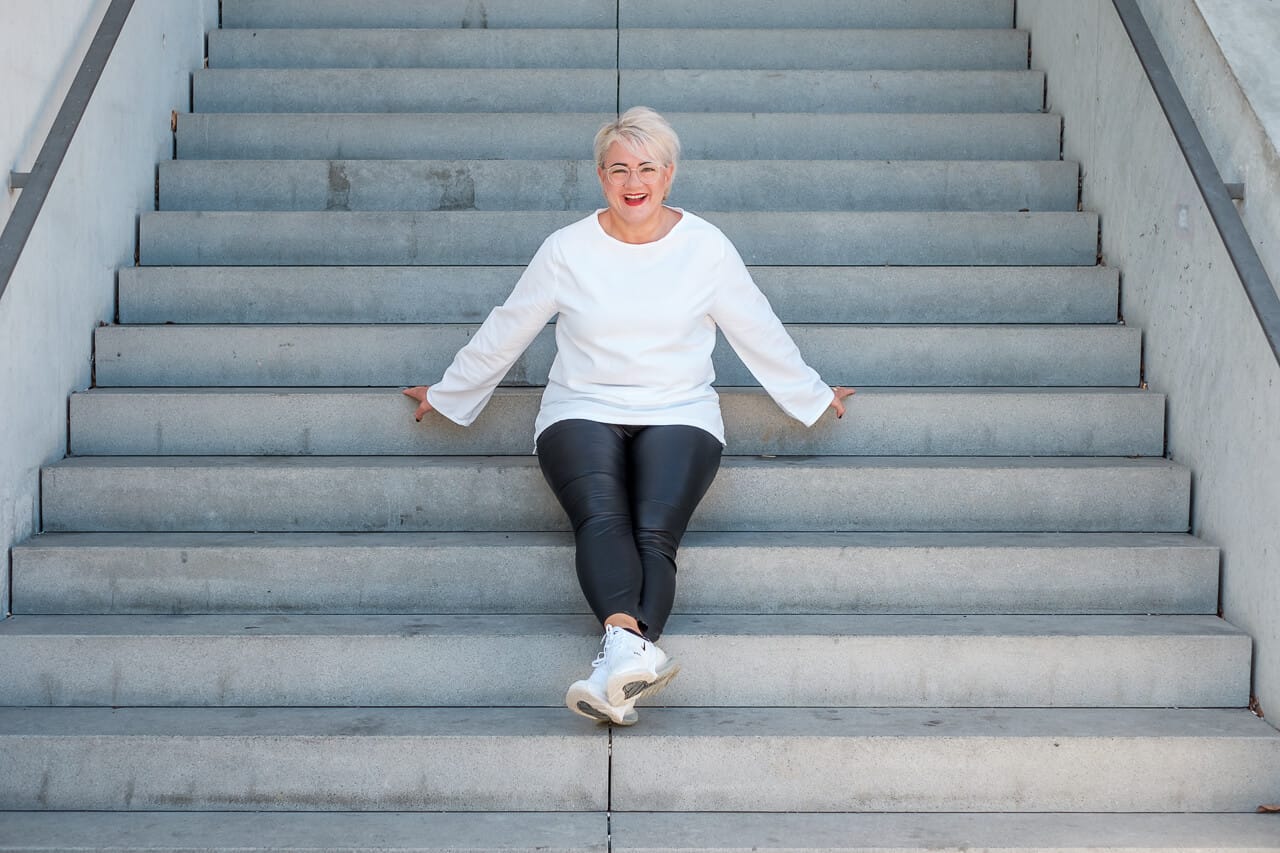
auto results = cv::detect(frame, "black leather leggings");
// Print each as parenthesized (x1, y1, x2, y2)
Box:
(536, 419, 723, 641)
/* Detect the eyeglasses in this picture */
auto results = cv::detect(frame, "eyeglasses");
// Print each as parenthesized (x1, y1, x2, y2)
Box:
(604, 163, 665, 186)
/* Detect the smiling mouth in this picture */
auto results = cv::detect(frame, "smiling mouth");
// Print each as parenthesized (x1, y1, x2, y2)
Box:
(623, 192, 649, 207)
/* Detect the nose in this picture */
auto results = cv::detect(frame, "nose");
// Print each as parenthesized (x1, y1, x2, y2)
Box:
(623, 168, 644, 188)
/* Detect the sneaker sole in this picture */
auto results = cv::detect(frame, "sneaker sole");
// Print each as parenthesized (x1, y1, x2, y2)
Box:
(607, 657, 680, 706)
(565, 682, 638, 726)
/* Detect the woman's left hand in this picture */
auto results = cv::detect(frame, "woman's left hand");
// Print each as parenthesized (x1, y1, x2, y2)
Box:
(829, 386, 856, 419)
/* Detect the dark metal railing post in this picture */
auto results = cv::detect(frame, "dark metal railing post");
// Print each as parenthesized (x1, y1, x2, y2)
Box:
(1112, 0, 1280, 366)
(0, 0, 136, 306)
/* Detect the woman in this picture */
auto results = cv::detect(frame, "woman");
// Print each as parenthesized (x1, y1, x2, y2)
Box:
(404, 107, 853, 726)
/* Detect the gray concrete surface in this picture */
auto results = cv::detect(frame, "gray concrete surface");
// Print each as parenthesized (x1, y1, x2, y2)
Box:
(158, 159, 1081, 212)
(618, 0, 1014, 29)
(1019, 0, 1280, 729)
(194, 69, 617, 113)
(611, 812, 1280, 852)
(222, 0, 617, 29)
(609, 707, 1280, 812)
(138, 211, 1100, 266)
(176, 112, 1063, 161)
(0, 812, 609, 853)
(0, 613, 1248, 707)
(117, 265, 1120, 325)
(1142, 0, 1280, 299)
(619, 29, 1028, 70)
(0, 0, 218, 616)
(9, 530, 1219, 616)
(38, 456, 1191, 533)
(209, 28, 618, 69)
(92, 323, 1141, 388)
(0, 707, 606, 811)
(620, 69, 1043, 114)
(67, 387, 1165, 457)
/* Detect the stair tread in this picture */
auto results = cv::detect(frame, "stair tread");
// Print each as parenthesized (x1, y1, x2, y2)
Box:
(176, 111, 1064, 161)
(118, 265, 1119, 325)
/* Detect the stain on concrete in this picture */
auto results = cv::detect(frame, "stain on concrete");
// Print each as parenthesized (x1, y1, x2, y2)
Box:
(326, 162, 351, 211)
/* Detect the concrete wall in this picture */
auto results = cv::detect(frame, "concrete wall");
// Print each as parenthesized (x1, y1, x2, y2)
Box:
(1, 0, 111, 229)
(1018, 0, 1280, 725)
(0, 0, 218, 613)
(1138, 0, 1280, 300)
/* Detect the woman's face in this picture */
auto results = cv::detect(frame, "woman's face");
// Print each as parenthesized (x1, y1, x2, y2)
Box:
(597, 140, 675, 228)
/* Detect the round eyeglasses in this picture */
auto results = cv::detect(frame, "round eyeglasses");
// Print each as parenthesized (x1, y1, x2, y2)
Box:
(605, 163, 665, 186)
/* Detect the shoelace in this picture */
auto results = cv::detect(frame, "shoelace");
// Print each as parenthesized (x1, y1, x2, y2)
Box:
(590, 626, 644, 668)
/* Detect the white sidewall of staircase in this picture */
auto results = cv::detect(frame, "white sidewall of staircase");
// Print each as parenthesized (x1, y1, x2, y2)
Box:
(1140, 0, 1280, 302)
(1019, 0, 1280, 726)
(0, 0, 218, 614)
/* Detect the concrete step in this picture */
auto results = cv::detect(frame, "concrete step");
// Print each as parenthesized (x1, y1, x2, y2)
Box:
(176, 112, 1064, 161)
(610, 708, 1280, 812)
(0, 811, 609, 853)
(619, 0, 1015, 30)
(619, 70, 1044, 114)
(68, 388, 1165, 457)
(610, 813, 1280, 851)
(619, 29, 1028, 71)
(207, 28, 1029, 71)
(193, 69, 617, 113)
(158, 159, 1081, 212)
(93, 324, 1139, 388)
(10, 531, 1219, 617)
(15, 812, 1273, 853)
(209, 28, 618, 69)
(222, 0, 618, 29)
(0, 707, 606, 811)
(117, 266, 1120, 325)
(39, 456, 1190, 534)
(0, 614, 1248, 708)
(138, 211, 1100, 266)
(4, 707, 1275, 812)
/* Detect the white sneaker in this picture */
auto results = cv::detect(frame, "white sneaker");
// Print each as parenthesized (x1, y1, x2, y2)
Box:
(604, 626, 680, 707)
(565, 626, 639, 726)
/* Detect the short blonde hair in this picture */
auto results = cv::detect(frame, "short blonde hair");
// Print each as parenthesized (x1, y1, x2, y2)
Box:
(593, 106, 681, 168)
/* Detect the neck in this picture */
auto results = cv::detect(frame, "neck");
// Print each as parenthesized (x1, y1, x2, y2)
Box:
(600, 207, 677, 244)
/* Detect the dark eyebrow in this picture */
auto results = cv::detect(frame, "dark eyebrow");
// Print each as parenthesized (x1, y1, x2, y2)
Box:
(607, 161, 658, 168)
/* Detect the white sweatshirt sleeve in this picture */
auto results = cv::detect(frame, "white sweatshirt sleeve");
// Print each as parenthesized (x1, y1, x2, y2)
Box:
(426, 234, 561, 426)
(708, 236, 834, 427)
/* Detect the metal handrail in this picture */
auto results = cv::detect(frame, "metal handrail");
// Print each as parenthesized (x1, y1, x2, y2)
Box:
(0, 0, 136, 306)
(1112, 0, 1280, 367)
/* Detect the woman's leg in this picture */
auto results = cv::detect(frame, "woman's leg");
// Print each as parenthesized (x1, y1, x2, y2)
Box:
(536, 419, 645, 628)
(627, 424, 723, 641)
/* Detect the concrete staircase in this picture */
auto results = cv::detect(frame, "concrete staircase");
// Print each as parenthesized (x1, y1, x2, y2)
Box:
(4, 0, 1279, 849)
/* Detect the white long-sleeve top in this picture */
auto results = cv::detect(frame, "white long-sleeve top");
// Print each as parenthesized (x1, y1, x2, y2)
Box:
(426, 209, 833, 446)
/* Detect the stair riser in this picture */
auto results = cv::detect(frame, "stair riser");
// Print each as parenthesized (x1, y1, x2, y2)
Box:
(94, 324, 1139, 388)
(194, 69, 618, 114)
(138, 211, 1099, 266)
(210, 29, 618, 69)
(0, 811, 607, 853)
(0, 620, 1247, 707)
(209, 29, 1030, 72)
(117, 266, 1121, 325)
(10, 533, 1219, 616)
(222, 0, 1013, 30)
(620, 30, 1029, 71)
(620, 70, 1044, 114)
(611, 733, 1280, 812)
(0, 738, 604, 811)
(222, 0, 618, 29)
(40, 458, 1191, 533)
(619, 0, 1015, 29)
(176, 113, 1063, 161)
(69, 389, 1164, 457)
(159, 160, 1080, 213)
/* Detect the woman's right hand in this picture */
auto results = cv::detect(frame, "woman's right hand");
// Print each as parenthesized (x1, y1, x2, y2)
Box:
(402, 386, 434, 422)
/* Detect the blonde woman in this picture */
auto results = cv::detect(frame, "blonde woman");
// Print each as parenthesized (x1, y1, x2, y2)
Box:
(405, 107, 853, 725)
